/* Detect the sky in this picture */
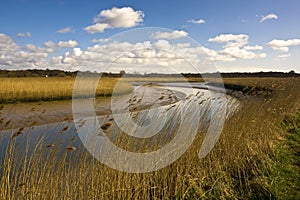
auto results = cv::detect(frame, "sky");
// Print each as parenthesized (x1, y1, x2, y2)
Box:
(0, 0, 299, 73)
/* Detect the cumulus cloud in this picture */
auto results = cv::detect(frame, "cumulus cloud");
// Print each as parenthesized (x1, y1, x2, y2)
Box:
(267, 39, 300, 52)
(0, 36, 80, 69)
(152, 30, 188, 40)
(25, 44, 54, 53)
(187, 19, 205, 24)
(243, 45, 263, 51)
(50, 40, 197, 71)
(43, 40, 78, 48)
(277, 53, 290, 59)
(84, 7, 144, 33)
(208, 34, 266, 60)
(222, 47, 266, 59)
(17, 32, 31, 37)
(57, 40, 78, 48)
(0, 31, 268, 72)
(0, 33, 48, 69)
(208, 34, 249, 48)
(44, 41, 57, 48)
(48, 35, 268, 72)
(92, 38, 110, 43)
(84, 23, 110, 34)
(49, 41, 153, 71)
(185, 46, 235, 62)
(0, 33, 19, 54)
(153, 39, 173, 49)
(56, 27, 73, 33)
(260, 13, 278, 23)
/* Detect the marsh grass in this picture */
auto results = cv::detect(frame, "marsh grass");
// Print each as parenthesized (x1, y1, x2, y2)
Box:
(0, 77, 132, 103)
(0, 77, 299, 199)
(124, 77, 204, 83)
(0, 76, 202, 103)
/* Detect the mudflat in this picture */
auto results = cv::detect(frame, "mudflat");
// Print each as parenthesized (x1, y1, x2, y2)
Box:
(0, 84, 186, 130)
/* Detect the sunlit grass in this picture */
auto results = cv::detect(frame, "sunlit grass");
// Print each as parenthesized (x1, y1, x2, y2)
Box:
(0, 76, 204, 103)
(0, 77, 132, 103)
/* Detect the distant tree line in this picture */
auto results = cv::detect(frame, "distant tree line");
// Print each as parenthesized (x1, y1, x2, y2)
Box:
(203, 70, 300, 78)
(0, 69, 122, 78)
(0, 69, 76, 77)
(0, 69, 299, 78)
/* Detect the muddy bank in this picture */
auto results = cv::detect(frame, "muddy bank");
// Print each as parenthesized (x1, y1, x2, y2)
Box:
(206, 82, 273, 99)
(157, 81, 266, 100)
(0, 85, 186, 130)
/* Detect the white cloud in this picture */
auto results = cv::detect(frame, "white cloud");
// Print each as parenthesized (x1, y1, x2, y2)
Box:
(187, 46, 235, 62)
(269, 46, 289, 52)
(17, 32, 31, 37)
(84, 23, 110, 34)
(25, 44, 54, 53)
(84, 7, 144, 33)
(0, 33, 19, 54)
(48, 36, 268, 72)
(267, 39, 300, 52)
(277, 53, 290, 58)
(258, 53, 267, 58)
(93, 7, 144, 27)
(43, 40, 78, 48)
(176, 43, 191, 48)
(208, 34, 249, 48)
(92, 38, 110, 43)
(72, 48, 83, 57)
(187, 19, 205, 24)
(56, 27, 73, 33)
(222, 47, 256, 59)
(50, 40, 187, 71)
(208, 34, 266, 61)
(260, 13, 278, 23)
(243, 45, 263, 51)
(152, 30, 188, 40)
(44, 41, 57, 48)
(153, 40, 173, 49)
(57, 40, 78, 48)
(0, 33, 48, 69)
(0, 32, 268, 72)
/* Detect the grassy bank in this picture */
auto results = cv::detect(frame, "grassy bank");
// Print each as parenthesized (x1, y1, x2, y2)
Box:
(217, 78, 300, 199)
(0, 77, 132, 103)
(0, 77, 299, 199)
(267, 112, 300, 198)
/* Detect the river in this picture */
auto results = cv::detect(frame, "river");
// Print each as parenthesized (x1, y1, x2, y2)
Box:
(0, 82, 239, 170)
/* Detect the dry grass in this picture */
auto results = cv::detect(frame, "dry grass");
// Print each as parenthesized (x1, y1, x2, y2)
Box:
(124, 77, 204, 83)
(0, 77, 132, 103)
(0, 76, 205, 103)
(0, 77, 299, 199)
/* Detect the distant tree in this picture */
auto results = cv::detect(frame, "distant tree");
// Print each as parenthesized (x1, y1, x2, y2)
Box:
(120, 70, 126, 76)
(57, 72, 66, 77)
(289, 70, 295, 74)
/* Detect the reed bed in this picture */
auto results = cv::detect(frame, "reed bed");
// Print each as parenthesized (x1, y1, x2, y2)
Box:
(0, 77, 132, 103)
(0, 77, 299, 199)
(0, 76, 205, 103)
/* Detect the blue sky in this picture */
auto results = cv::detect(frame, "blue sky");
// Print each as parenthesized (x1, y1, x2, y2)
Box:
(0, 0, 299, 72)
